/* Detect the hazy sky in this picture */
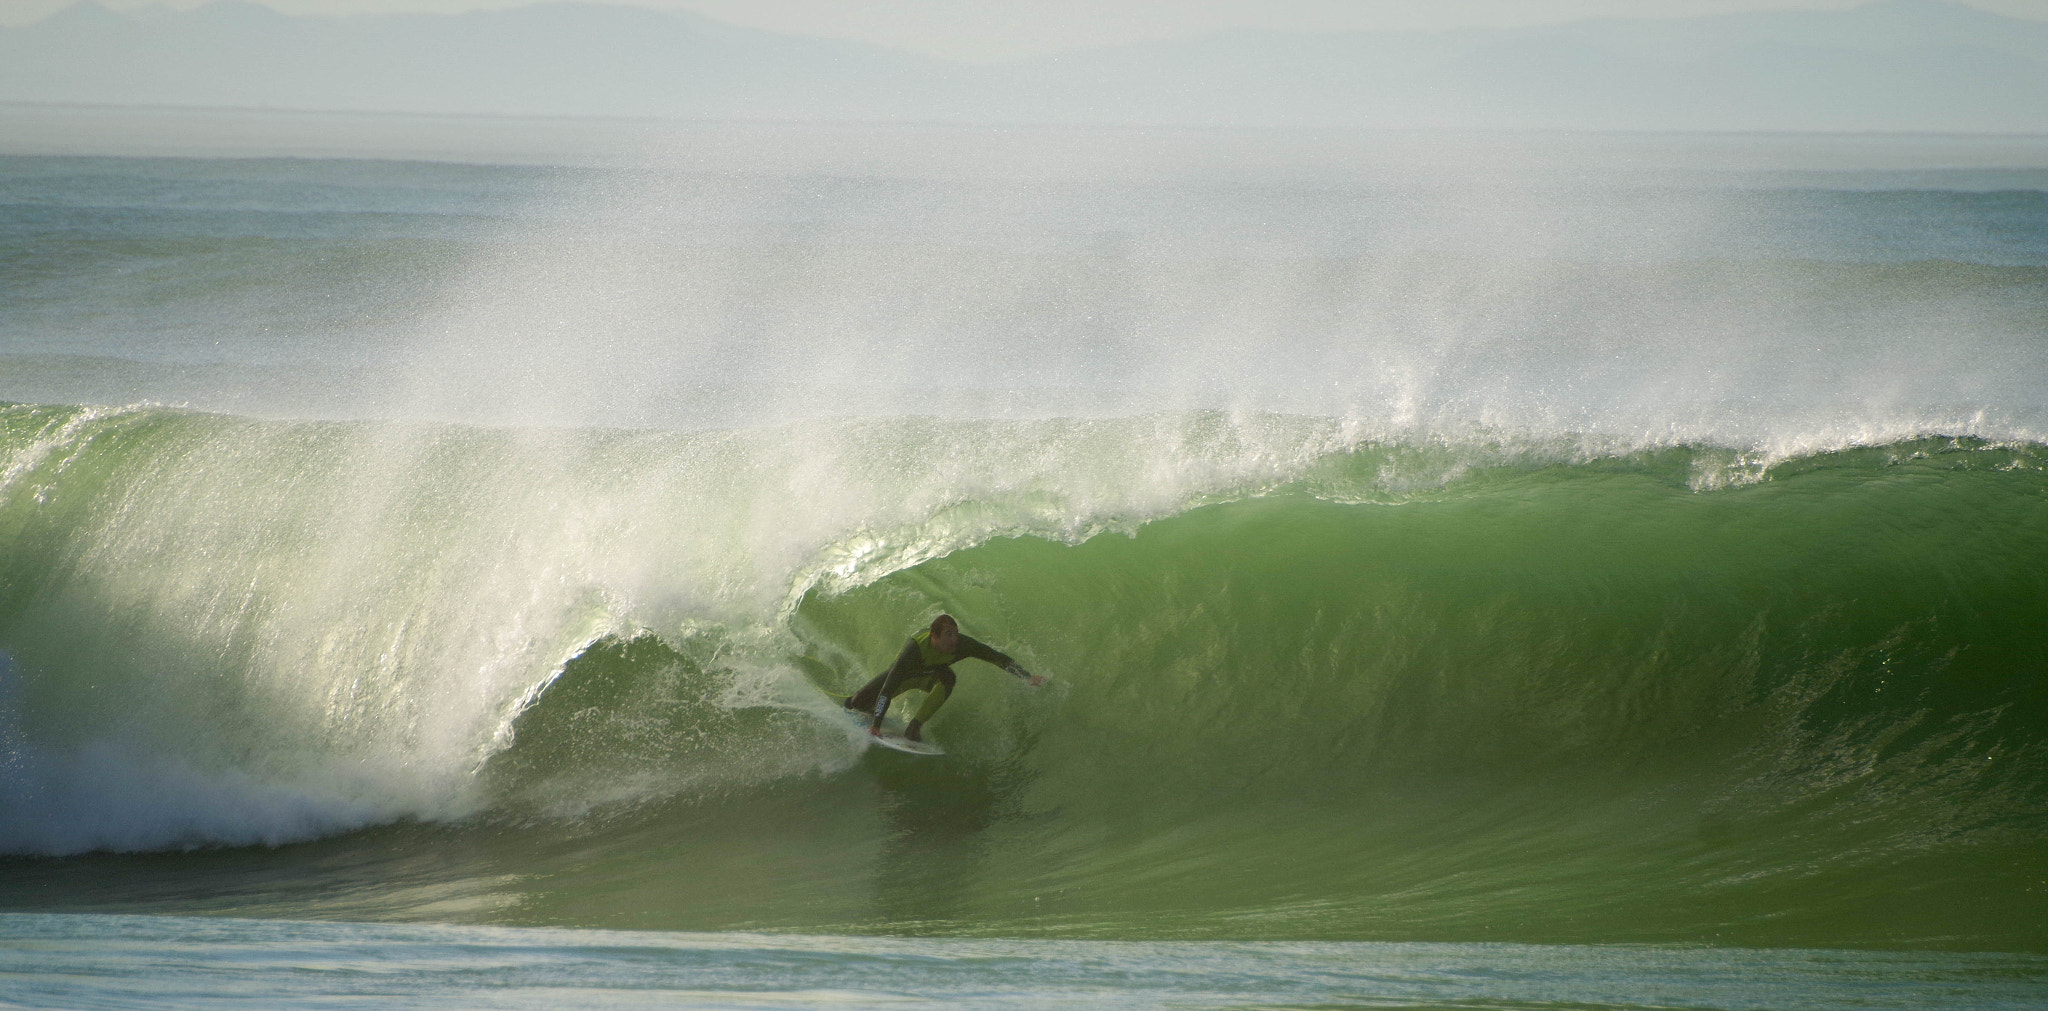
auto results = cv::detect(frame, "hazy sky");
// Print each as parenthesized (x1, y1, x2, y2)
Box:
(4, 0, 2043, 59)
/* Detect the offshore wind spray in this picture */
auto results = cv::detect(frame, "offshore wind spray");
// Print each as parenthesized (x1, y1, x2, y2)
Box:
(0, 125, 2044, 1006)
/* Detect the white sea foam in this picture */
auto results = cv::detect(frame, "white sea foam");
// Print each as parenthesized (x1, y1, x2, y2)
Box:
(2, 130, 2044, 853)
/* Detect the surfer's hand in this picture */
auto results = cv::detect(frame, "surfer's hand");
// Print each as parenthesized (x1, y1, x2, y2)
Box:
(1028, 673, 1048, 687)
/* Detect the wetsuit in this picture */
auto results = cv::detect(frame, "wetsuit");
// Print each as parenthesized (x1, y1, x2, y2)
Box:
(846, 628, 1016, 726)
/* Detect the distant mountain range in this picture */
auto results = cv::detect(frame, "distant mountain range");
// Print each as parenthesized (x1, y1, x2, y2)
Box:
(3, 0, 2045, 132)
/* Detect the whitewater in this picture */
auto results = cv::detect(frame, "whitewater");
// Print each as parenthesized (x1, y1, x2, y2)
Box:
(0, 127, 2044, 1007)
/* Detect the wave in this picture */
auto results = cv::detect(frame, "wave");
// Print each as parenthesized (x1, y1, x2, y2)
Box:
(0, 401, 2042, 949)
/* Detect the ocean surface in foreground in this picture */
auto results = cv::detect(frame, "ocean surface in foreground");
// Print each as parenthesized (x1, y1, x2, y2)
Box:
(3, 913, 2044, 1010)
(2, 120, 2046, 1006)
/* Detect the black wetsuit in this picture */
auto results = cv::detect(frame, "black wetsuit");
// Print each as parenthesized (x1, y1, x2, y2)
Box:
(846, 628, 1015, 725)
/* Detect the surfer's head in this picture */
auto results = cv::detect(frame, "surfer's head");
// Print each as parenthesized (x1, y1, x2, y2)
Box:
(930, 614, 960, 652)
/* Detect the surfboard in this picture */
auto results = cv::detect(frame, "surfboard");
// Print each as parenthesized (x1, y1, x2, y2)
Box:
(824, 693, 946, 756)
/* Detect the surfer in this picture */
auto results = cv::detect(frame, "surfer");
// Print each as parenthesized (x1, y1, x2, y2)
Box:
(844, 614, 1044, 742)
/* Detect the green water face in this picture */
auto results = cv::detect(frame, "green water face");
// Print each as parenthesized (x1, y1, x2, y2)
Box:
(4, 432, 2043, 951)
(760, 445, 2048, 948)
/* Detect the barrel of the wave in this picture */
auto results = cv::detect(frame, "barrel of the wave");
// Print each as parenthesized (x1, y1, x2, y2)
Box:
(833, 614, 1046, 756)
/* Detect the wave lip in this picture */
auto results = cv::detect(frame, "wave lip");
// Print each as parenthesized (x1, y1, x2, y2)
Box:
(1, 402, 2044, 952)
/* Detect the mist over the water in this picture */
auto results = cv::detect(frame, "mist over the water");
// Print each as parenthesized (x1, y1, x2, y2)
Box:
(8, 128, 2045, 444)
(1, 124, 2045, 953)
(383, 129, 2048, 449)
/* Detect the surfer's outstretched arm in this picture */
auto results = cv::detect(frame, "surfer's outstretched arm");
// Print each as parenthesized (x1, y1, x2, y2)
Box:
(1005, 662, 1049, 687)
(953, 634, 1046, 685)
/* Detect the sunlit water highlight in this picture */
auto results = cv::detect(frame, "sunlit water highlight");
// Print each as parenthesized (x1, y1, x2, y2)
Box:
(2, 914, 2043, 1011)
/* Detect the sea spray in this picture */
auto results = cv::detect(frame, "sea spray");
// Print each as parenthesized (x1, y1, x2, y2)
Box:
(0, 403, 1386, 854)
(2, 138, 2045, 953)
(4, 394, 2040, 949)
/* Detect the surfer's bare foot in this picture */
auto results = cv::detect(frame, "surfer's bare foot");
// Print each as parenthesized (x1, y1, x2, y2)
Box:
(904, 720, 924, 742)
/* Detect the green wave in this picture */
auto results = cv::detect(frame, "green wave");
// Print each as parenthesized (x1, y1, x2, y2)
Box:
(488, 438, 2048, 949)
(1, 402, 2042, 949)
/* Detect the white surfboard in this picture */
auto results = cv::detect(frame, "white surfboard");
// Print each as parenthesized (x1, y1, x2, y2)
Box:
(825, 694, 946, 756)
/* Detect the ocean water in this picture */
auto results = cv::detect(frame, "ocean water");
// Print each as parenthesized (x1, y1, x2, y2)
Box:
(1, 124, 2045, 1007)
